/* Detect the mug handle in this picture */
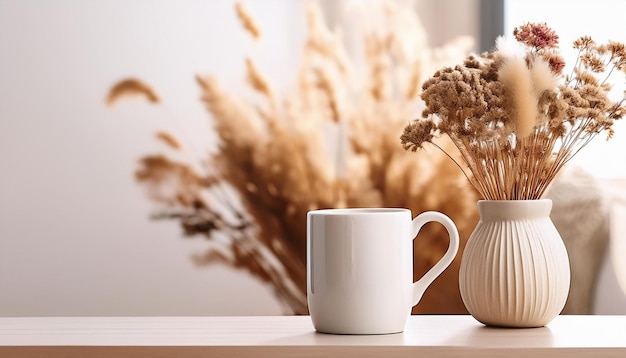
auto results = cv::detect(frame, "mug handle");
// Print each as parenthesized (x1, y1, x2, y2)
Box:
(411, 211, 460, 306)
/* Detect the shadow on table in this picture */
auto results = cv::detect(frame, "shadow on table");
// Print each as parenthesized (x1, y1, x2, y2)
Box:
(442, 325, 554, 348)
(265, 330, 406, 346)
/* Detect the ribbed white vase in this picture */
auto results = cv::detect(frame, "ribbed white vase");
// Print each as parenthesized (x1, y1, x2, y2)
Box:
(459, 199, 571, 328)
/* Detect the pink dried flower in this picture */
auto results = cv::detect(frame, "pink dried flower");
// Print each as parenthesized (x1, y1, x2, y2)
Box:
(547, 54, 566, 74)
(514, 22, 559, 50)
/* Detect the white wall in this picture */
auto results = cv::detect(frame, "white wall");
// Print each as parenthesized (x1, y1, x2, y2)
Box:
(0, 0, 480, 316)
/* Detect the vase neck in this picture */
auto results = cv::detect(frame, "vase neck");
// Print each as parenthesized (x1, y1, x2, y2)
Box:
(477, 200, 552, 221)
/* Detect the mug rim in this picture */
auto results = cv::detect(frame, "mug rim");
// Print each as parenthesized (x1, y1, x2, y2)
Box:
(308, 208, 409, 215)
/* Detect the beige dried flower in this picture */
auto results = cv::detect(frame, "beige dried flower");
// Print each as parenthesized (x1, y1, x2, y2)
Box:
(402, 22, 626, 200)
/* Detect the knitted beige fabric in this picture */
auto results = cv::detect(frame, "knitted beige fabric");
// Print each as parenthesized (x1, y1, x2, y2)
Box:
(545, 166, 610, 314)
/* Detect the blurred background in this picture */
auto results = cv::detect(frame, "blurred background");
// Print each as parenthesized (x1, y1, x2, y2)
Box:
(0, 0, 625, 316)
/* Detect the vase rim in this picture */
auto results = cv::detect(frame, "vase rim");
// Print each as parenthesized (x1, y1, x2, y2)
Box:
(477, 199, 552, 219)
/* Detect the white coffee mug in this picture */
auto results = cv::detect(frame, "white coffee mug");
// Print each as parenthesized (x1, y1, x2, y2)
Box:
(307, 208, 459, 334)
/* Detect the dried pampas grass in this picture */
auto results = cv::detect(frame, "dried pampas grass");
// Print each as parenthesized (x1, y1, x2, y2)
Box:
(499, 56, 536, 137)
(155, 131, 182, 150)
(235, 1, 261, 39)
(107, 78, 160, 106)
(109, 1, 477, 314)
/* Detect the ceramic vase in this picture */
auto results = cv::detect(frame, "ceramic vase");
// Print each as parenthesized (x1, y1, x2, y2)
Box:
(459, 199, 571, 327)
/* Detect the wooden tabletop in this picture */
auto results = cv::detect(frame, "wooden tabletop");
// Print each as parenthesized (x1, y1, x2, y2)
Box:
(1, 315, 625, 357)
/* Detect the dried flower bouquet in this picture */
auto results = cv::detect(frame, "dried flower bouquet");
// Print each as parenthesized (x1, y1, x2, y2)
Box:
(108, 2, 480, 314)
(401, 23, 626, 200)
